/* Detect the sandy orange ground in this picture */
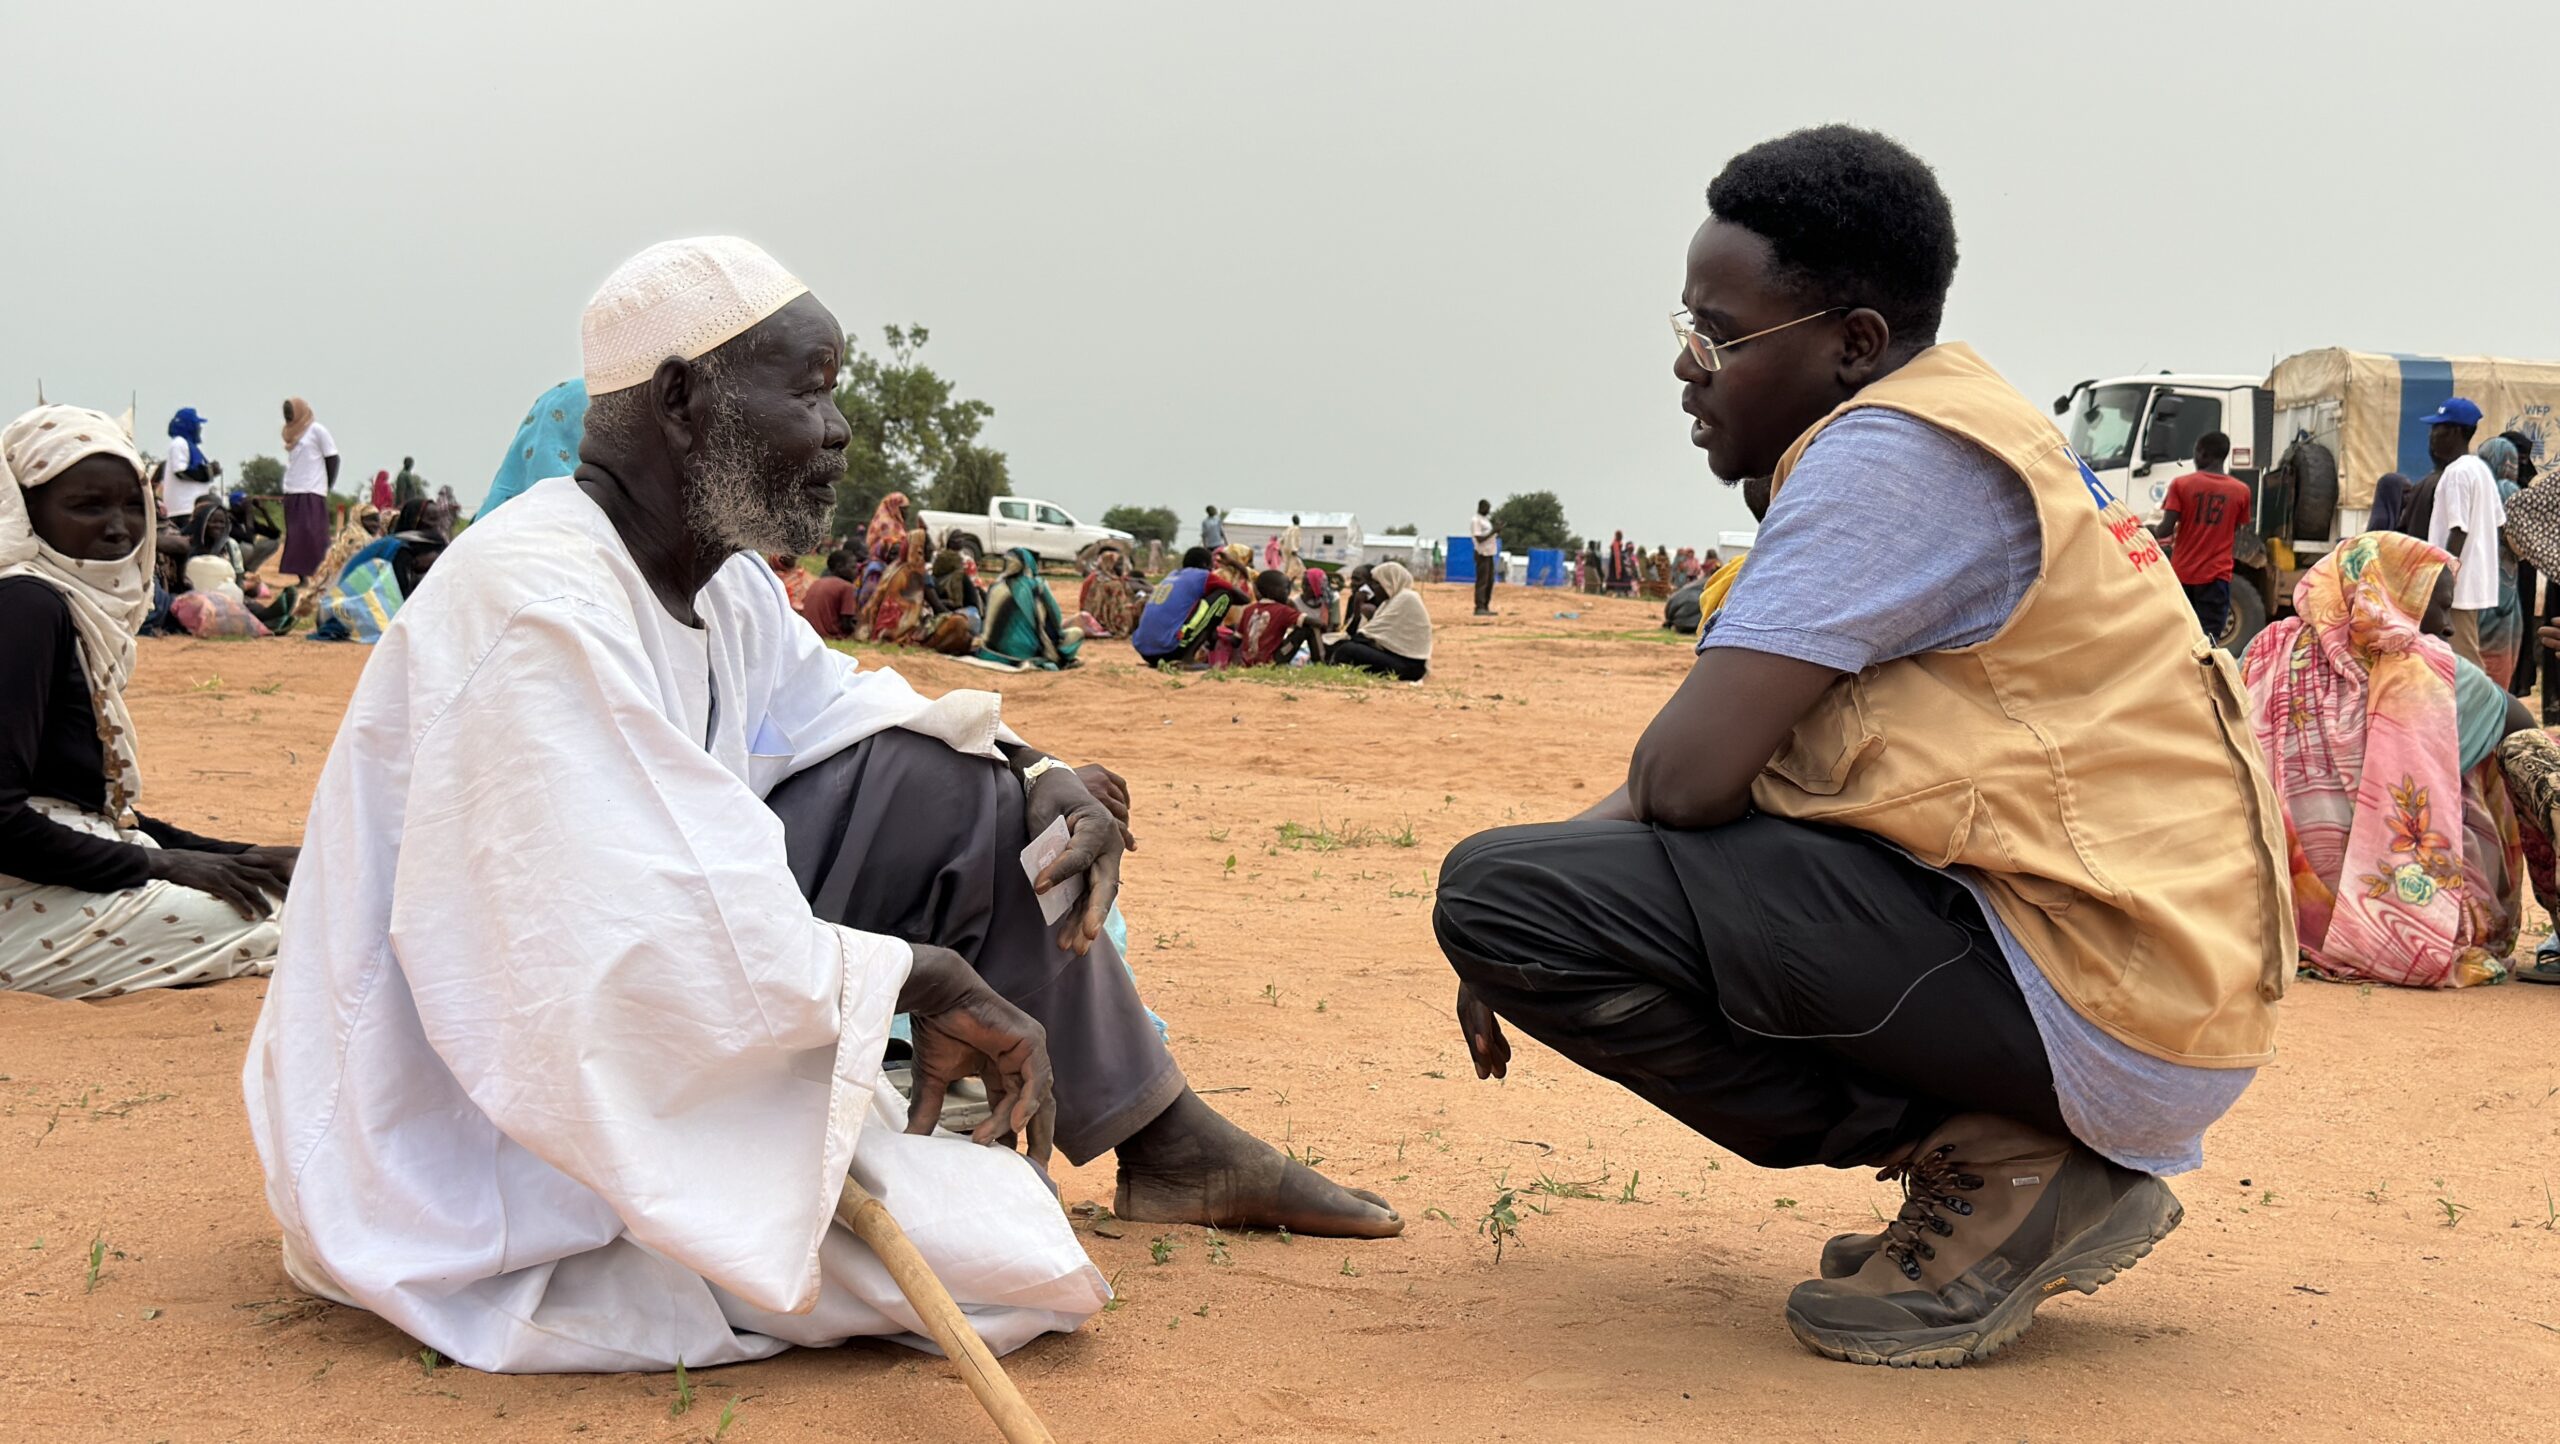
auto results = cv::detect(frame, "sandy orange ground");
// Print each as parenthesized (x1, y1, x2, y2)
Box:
(6, 584, 2559, 1442)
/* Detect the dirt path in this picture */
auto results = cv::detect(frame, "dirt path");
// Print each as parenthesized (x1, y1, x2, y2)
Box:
(6, 587, 2557, 1441)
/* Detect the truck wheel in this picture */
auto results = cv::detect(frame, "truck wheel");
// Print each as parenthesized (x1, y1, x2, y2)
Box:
(2289, 440, 2339, 541)
(2219, 574, 2269, 655)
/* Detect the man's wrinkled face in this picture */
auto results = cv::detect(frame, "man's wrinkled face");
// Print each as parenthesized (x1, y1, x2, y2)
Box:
(684, 293, 852, 555)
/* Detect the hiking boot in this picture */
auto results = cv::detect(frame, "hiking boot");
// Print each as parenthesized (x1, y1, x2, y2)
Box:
(1817, 1229, 1883, 1279)
(1784, 1113, 2182, 1367)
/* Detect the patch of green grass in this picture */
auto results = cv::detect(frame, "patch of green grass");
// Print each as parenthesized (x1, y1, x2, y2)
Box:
(669, 1357, 695, 1417)
(1619, 1170, 1643, 1204)
(1275, 816, 1415, 852)
(417, 1347, 441, 1377)
(1231, 664, 1388, 689)
(1149, 1237, 1176, 1266)
(1479, 1188, 1522, 1262)
(85, 1232, 105, 1293)
(1525, 1172, 1605, 1201)
(2438, 1197, 2469, 1227)
(713, 1396, 742, 1441)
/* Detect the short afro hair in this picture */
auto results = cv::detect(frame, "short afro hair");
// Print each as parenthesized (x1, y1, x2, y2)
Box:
(1706, 125, 1958, 344)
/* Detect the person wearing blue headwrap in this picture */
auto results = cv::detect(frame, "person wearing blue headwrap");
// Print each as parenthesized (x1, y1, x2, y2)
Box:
(161, 407, 217, 520)
(474, 379, 587, 520)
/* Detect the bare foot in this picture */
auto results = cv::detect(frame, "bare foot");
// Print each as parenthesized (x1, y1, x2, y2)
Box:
(1113, 1089, 1403, 1238)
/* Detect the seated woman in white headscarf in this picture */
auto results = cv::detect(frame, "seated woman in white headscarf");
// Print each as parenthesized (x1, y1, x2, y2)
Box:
(0, 406, 296, 999)
(1326, 560, 1432, 680)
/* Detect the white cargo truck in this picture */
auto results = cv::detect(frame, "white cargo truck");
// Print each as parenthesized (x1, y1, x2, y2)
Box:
(2056, 350, 2560, 652)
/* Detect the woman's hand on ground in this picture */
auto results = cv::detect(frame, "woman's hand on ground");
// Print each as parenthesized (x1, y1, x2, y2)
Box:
(1457, 983, 1512, 1080)
(149, 850, 287, 920)
(1071, 763, 1138, 852)
(1026, 764, 1125, 954)
(898, 945, 1056, 1175)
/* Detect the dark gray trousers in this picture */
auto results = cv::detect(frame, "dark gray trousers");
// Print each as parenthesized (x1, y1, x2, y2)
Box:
(766, 729, 1185, 1165)
(1434, 814, 2066, 1170)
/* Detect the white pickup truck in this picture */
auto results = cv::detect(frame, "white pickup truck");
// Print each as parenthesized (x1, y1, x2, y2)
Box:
(913, 496, 1133, 566)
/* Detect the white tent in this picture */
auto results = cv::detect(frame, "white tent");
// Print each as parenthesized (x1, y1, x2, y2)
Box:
(1218, 509, 1362, 565)
(1361, 533, 1433, 571)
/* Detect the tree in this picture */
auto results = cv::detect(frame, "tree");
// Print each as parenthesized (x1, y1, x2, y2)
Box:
(1490, 491, 1574, 552)
(239, 454, 284, 495)
(1382, 523, 1419, 535)
(1102, 505, 1182, 544)
(831, 324, 1010, 539)
(933, 442, 1012, 517)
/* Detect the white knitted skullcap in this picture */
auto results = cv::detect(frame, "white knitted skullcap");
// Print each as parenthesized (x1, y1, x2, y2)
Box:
(580, 237, 811, 395)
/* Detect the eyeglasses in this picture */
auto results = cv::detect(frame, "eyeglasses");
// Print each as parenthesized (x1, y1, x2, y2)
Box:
(1670, 305, 1848, 372)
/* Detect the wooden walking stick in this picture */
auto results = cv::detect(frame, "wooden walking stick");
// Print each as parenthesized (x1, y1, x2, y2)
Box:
(834, 1179, 1059, 1444)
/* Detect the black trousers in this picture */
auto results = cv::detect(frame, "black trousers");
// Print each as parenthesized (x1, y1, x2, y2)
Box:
(1329, 636, 1427, 681)
(2181, 579, 2231, 640)
(766, 730, 1185, 1165)
(1472, 559, 1496, 613)
(1434, 815, 2065, 1170)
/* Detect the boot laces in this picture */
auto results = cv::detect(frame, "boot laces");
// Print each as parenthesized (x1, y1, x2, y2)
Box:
(1876, 1142, 1985, 1281)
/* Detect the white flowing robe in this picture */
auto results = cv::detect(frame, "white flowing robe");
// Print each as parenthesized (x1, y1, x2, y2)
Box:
(244, 478, 1106, 1373)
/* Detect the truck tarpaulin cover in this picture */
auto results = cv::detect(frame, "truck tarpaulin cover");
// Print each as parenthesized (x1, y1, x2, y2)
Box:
(2269, 349, 2560, 509)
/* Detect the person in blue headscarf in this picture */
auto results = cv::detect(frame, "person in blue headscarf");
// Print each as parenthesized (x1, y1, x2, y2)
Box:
(474, 379, 587, 521)
(161, 407, 218, 520)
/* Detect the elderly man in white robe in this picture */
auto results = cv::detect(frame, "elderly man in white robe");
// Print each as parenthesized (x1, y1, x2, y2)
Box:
(244, 237, 1401, 1375)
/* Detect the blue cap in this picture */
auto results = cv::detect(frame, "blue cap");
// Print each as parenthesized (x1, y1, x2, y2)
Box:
(2417, 397, 2484, 429)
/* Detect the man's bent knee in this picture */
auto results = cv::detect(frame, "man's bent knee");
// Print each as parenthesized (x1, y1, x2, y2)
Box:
(1434, 823, 1578, 984)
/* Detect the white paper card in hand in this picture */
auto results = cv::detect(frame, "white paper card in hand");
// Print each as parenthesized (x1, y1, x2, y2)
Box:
(1020, 816, 1085, 926)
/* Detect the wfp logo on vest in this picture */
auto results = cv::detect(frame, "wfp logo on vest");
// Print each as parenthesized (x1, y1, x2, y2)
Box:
(2072, 449, 2116, 510)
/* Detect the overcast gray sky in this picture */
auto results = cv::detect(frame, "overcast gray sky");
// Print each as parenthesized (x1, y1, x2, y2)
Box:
(5, 1, 2544, 548)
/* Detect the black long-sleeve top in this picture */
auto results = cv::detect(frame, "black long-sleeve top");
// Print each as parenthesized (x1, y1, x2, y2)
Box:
(0, 577, 248, 891)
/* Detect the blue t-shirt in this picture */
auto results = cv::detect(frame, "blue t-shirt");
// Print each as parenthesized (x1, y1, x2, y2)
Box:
(1131, 568, 1210, 659)
(1702, 408, 2249, 1176)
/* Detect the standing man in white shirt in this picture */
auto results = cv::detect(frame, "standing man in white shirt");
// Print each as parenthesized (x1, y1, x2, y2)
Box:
(2421, 398, 2504, 667)
(1470, 497, 1501, 616)
(275, 396, 339, 584)
(161, 407, 217, 521)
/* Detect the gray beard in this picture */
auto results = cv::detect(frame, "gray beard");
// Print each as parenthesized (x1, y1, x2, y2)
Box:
(682, 400, 839, 556)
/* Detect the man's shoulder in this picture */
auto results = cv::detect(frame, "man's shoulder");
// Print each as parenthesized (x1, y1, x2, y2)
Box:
(411, 483, 639, 620)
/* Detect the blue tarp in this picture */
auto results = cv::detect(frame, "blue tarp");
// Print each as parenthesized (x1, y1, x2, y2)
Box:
(1445, 537, 1492, 581)
(1525, 548, 1566, 586)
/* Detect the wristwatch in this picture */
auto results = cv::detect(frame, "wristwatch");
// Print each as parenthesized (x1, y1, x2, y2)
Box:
(1019, 755, 1069, 790)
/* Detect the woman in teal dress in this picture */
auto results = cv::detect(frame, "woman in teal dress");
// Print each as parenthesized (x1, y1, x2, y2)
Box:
(975, 547, 1084, 669)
